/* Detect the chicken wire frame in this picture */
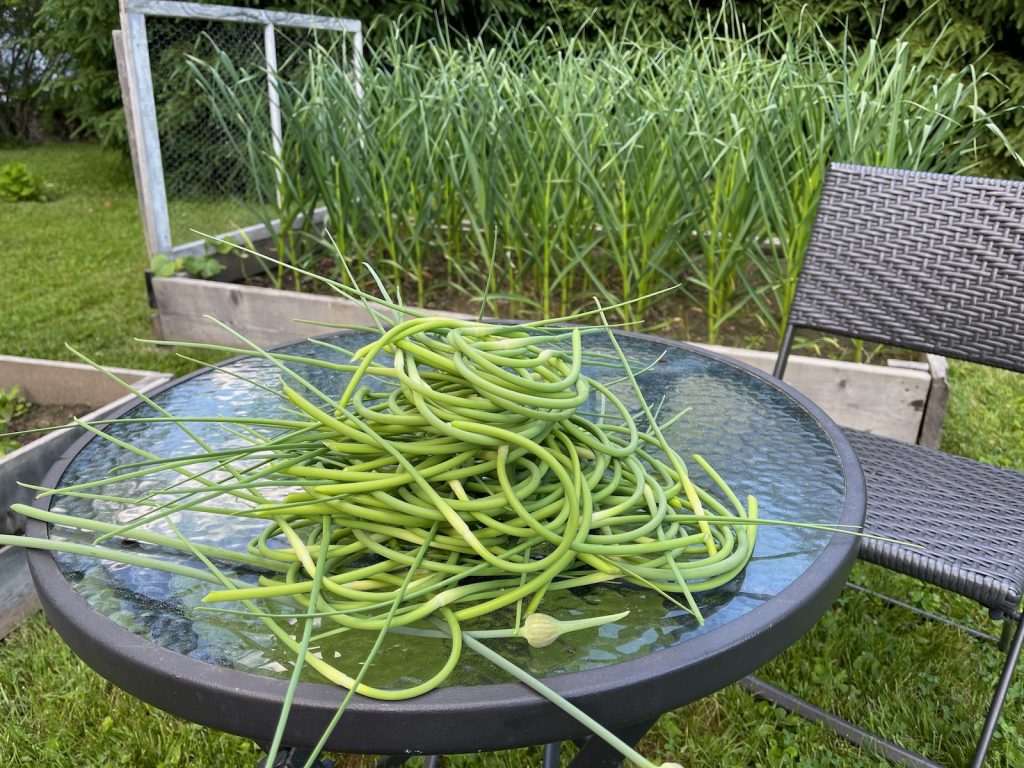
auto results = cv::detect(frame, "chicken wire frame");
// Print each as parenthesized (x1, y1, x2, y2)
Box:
(115, 0, 362, 261)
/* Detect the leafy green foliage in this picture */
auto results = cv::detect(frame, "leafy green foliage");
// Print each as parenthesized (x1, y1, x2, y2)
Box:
(766, 0, 1024, 178)
(149, 253, 179, 278)
(0, 385, 31, 455)
(20, 0, 1024, 181)
(150, 252, 225, 279)
(0, 162, 53, 202)
(0, 386, 30, 424)
(32, 0, 123, 145)
(183, 254, 225, 279)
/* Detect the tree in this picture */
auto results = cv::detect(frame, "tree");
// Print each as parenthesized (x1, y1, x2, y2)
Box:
(0, 0, 68, 140)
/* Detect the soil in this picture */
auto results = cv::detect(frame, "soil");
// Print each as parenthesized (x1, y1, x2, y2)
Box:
(237, 248, 915, 364)
(4, 403, 93, 450)
(243, 254, 775, 350)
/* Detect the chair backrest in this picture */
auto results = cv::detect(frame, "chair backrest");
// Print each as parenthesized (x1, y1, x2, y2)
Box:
(778, 163, 1024, 377)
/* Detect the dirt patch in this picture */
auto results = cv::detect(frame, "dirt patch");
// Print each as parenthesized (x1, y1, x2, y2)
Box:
(4, 404, 93, 451)
(240, 254, 774, 348)
(234, 250, 917, 364)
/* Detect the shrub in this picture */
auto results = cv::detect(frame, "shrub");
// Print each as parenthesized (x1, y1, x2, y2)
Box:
(0, 162, 53, 202)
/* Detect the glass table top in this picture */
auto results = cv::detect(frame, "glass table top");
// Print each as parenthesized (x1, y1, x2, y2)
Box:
(44, 331, 850, 690)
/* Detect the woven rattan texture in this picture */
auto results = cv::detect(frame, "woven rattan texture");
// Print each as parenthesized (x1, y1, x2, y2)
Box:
(789, 164, 1024, 373)
(843, 428, 1024, 615)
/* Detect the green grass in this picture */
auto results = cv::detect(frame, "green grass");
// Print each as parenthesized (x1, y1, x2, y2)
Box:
(0, 143, 224, 377)
(2, 142, 1024, 766)
(0, 613, 264, 767)
(943, 362, 1024, 470)
(166, 198, 257, 246)
(1, 143, 151, 366)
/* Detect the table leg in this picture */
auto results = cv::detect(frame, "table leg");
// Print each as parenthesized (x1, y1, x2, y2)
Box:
(279, 720, 654, 768)
(565, 718, 658, 768)
(543, 742, 561, 768)
(256, 746, 335, 768)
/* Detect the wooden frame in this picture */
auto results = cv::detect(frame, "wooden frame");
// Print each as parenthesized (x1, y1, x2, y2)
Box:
(114, 0, 361, 260)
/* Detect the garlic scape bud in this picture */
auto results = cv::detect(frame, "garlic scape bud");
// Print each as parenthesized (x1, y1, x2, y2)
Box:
(517, 610, 630, 648)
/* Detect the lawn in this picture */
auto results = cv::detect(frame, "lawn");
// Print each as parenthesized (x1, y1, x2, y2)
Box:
(0, 143, 232, 377)
(1, 142, 1022, 766)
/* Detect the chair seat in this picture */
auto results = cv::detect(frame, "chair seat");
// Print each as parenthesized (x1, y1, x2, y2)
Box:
(843, 428, 1024, 617)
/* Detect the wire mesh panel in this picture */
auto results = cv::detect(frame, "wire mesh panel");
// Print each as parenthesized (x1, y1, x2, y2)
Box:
(117, 0, 361, 259)
(149, 17, 264, 204)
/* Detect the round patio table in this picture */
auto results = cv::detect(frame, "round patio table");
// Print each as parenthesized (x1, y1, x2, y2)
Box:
(25, 329, 864, 766)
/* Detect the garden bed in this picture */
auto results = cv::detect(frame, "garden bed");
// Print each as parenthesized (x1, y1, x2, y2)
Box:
(0, 356, 169, 639)
(4, 403, 92, 451)
(148, 274, 948, 447)
(0, 355, 169, 535)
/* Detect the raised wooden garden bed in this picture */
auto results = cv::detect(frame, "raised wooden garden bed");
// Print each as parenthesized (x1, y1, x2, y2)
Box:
(0, 356, 169, 639)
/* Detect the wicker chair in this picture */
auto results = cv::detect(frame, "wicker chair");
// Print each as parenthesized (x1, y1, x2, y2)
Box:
(741, 163, 1024, 768)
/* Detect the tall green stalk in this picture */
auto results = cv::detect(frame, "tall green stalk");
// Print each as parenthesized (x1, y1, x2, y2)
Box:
(188, 9, 1009, 334)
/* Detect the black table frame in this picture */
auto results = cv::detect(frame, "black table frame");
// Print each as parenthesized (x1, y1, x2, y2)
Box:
(26, 331, 865, 761)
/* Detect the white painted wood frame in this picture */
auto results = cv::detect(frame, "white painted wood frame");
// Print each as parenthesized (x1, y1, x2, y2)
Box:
(116, 0, 361, 260)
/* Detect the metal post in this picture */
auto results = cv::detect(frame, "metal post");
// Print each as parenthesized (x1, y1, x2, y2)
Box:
(969, 616, 1024, 768)
(352, 27, 363, 100)
(264, 22, 284, 209)
(351, 27, 365, 160)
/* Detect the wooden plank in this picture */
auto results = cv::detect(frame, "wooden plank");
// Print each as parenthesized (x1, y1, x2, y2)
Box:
(152, 277, 471, 348)
(124, 0, 360, 33)
(153, 278, 377, 348)
(119, 0, 173, 257)
(0, 547, 40, 640)
(698, 345, 932, 444)
(113, 29, 159, 258)
(0, 364, 170, 536)
(0, 356, 168, 408)
(918, 354, 949, 449)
